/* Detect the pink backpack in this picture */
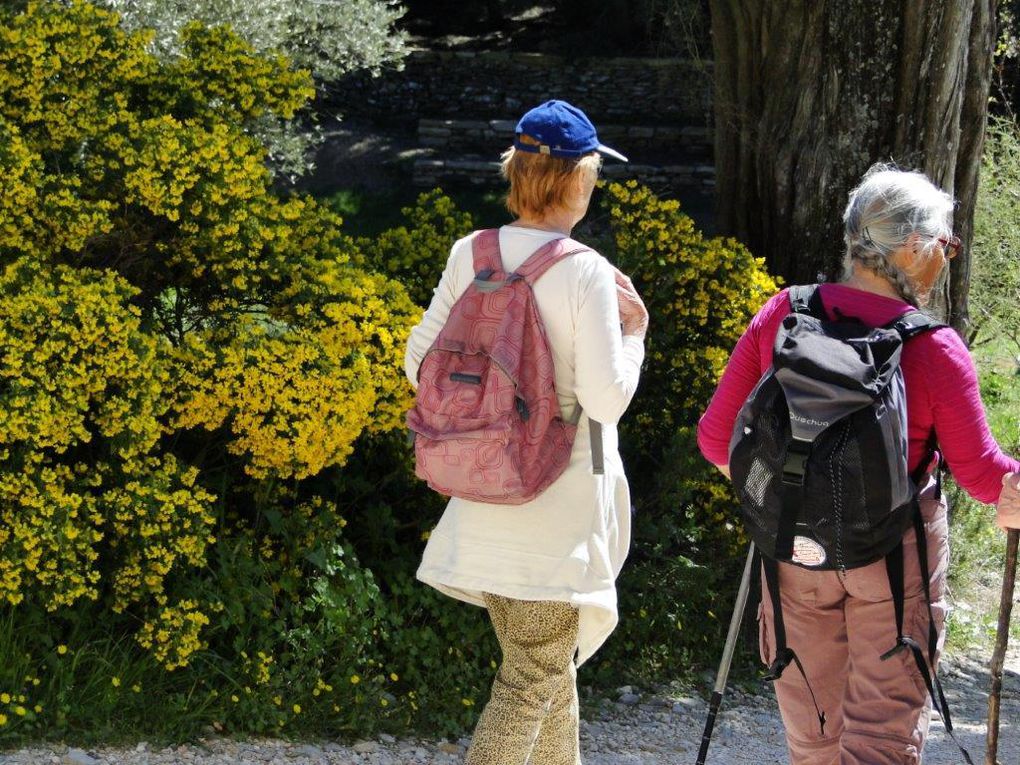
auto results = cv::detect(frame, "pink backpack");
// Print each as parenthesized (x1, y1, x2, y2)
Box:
(407, 229, 602, 505)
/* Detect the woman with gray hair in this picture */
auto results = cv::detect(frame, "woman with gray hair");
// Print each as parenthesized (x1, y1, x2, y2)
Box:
(697, 163, 1020, 764)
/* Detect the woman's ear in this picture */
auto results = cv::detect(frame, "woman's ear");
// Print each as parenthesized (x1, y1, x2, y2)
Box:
(891, 233, 923, 275)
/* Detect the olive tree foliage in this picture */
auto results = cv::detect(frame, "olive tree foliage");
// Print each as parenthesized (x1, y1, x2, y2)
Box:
(100, 0, 407, 79)
(98, 0, 409, 179)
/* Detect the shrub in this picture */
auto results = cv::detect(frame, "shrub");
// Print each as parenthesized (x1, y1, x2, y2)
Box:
(186, 492, 401, 737)
(353, 188, 477, 307)
(0, 258, 216, 619)
(604, 180, 779, 451)
(589, 182, 780, 678)
(0, 0, 416, 713)
(0, 3, 780, 736)
(603, 180, 778, 548)
(173, 264, 417, 480)
(98, 0, 408, 82)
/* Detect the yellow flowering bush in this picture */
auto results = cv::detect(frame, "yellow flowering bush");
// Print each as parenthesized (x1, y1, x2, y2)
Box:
(591, 182, 781, 679)
(605, 180, 780, 442)
(161, 23, 313, 124)
(0, 0, 415, 689)
(104, 455, 216, 611)
(173, 264, 415, 480)
(353, 189, 475, 306)
(136, 599, 211, 670)
(0, 1, 789, 741)
(0, 261, 202, 608)
(602, 181, 779, 539)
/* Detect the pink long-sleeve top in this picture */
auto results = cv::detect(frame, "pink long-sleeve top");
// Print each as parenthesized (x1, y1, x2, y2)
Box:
(697, 285, 1019, 504)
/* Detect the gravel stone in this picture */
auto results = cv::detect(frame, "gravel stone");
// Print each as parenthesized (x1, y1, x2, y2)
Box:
(61, 749, 99, 765)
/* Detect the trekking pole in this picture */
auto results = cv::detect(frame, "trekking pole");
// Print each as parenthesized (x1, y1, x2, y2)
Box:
(986, 528, 1019, 765)
(696, 542, 757, 765)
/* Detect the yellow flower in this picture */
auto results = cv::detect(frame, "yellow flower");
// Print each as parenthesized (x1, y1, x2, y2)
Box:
(57, 645, 68, 655)
(389, 673, 398, 682)
(230, 695, 239, 703)
(111, 677, 121, 687)
(292, 704, 301, 714)
(350, 675, 360, 685)
(14, 706, 26, 716)
(0, 693, 9, 704)
(0, 714, 6, 726)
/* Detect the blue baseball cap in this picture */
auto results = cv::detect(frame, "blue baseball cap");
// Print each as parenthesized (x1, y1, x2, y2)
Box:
(514, 99, 629, 163)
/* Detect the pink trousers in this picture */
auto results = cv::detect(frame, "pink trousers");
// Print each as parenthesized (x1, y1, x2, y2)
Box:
(759, 485, 950, 765)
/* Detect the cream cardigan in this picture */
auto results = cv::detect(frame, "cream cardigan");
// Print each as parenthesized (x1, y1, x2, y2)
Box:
(404, 225, 644, 665)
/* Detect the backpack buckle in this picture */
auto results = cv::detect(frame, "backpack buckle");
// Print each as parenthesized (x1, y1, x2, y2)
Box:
(764, 648, 795, 681)
(782, 441, 811, 485)
(880, 634, 917, 661)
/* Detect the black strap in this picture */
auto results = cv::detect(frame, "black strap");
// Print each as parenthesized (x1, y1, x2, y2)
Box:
(776, 439, 810, 559)
(883, 309, 946, 341)
(761, 557, 827, 735)
(881, 517, 974, 765)
(788, 284, 825, 319)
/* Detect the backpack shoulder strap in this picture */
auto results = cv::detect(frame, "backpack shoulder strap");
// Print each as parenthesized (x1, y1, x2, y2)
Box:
(788, 284, 825, 318)
(471, 229, 505, 279)
(884, 310, 946, 341)
(513, 237, 591, 284)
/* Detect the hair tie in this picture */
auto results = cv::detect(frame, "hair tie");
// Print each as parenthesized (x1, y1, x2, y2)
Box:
(861, 226, 874, 247)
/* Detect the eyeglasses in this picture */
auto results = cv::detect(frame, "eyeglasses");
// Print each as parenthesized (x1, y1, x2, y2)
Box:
(936, 235, 961, 260)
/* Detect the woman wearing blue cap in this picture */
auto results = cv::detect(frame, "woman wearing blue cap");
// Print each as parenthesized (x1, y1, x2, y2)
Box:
(404, 100, 644, 764)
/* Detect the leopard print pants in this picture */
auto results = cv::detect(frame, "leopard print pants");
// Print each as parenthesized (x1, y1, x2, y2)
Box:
(464, 594, 582, 765)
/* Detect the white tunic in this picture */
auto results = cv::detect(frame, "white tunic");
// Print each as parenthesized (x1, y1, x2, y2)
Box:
(404, 225, 645, 665)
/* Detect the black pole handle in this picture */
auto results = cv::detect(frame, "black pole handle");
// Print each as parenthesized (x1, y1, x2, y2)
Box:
(696, 691, 723, 765)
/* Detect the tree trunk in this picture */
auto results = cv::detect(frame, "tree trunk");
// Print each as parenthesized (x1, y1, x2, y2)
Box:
(710, 0, 997, 332)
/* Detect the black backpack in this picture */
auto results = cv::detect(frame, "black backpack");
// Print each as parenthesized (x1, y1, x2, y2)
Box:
(729, 285, 972, 763)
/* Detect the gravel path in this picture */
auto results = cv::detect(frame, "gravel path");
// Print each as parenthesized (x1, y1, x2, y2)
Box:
(3, 647, 1016, 765)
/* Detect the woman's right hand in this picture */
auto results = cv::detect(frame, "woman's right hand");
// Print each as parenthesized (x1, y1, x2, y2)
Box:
(996, 472, 1020, 531)
(613, 268, 649, 338)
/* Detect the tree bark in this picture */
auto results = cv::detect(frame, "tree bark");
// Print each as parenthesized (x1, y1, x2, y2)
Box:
(710, 0, 997, 332)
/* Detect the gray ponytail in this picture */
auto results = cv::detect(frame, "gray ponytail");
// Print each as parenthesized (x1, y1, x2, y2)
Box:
(841, 163, 954, 305)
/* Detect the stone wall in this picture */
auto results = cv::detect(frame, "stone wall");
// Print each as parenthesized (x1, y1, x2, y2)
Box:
(326, 50, 713, 127)
(418, 118, 712, 162)
(413, 157, 715, 193)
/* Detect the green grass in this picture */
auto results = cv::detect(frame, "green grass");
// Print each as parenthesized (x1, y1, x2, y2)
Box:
(0, 609, 220, 747)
